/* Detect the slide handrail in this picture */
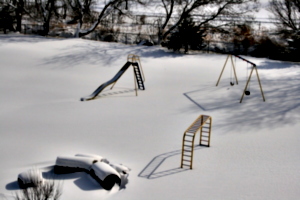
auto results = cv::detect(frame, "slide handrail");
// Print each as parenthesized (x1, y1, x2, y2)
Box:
(127, 54, 145, 82)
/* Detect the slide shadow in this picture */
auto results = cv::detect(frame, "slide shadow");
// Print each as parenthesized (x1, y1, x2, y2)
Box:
(94, 88, 137, 99)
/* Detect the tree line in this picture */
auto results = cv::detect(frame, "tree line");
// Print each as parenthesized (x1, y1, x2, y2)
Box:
(0, 0, 299, 61)
(0, 0, 261, 38)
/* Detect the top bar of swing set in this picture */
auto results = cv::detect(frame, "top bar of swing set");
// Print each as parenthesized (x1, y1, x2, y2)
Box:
(232, 54, 256, 67)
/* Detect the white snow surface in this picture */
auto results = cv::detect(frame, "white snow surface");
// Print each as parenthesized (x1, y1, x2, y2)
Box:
(55, 155, 99, 170)
(0, 33, 300, 200)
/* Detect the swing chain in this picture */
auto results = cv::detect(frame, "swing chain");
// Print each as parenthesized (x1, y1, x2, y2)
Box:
(245, 62, 250, 95)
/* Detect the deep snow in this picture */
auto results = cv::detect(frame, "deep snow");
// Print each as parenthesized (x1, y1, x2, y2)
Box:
(0, 34, 300, 200)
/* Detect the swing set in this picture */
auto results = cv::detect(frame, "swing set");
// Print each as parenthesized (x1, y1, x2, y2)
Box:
(216, 54, 266, 103)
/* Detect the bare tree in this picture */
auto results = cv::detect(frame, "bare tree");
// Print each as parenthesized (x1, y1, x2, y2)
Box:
(157, 0, 259, 42)
(268, 0, 300, 32)
(268, 0, 300, 60)
(270, 0, 300, 44)
(3, 0, 26, 32)
(32, 0, 60, 35)
(1, 0, 62, 34)
(66, 0, 146, 37)
(0, 2, 16, 33)
(233, 23, 255, 54)
(154, 0, 175, 43)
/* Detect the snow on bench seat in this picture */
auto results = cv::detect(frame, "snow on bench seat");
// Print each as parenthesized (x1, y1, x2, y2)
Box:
(53, 153, 130, 189)
(75, 153, 108, 163)
(54, 155, 101, 174)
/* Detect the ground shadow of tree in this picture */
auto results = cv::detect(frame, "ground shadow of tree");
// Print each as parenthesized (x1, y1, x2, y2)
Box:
(0, 34, 58, 44)
(258, 60, 300, 70)
(42, 41, 183, 69)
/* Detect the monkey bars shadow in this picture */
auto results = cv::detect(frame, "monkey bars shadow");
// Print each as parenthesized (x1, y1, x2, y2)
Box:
(138, 146, 203, 179)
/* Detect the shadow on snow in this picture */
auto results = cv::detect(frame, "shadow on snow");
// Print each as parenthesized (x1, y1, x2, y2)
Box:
(42, 40, 183, 68)
(5, 166, 104, 192)
(138, 146, 203, 179)
(182, 64, 300, 132)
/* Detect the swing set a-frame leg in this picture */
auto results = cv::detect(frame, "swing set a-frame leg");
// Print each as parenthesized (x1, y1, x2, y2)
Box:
(240, 66, 254, 103)
(216, 55, 238, 86)
(255, 66, 266, 102)
(216, 55, 229, 86)
(240, 66, 266, 103)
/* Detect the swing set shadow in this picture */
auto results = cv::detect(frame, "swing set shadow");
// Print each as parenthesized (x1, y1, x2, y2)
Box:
(216, 54, 266, 103)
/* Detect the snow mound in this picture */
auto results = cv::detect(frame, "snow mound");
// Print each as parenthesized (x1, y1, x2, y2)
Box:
(17, 169, 44, 189)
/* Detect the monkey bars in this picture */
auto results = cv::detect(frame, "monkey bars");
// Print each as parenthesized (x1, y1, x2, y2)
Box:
(181, 115, 212, 169)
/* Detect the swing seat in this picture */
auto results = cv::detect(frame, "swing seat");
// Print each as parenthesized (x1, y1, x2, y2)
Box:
(230, 82, 234, 86)
(245, 91, 250, 95)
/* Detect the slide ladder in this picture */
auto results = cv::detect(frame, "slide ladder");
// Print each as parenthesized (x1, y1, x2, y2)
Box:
(81, 54, 145, 101)
(181, 115, 212, 169)
(133, 62, 145, 90)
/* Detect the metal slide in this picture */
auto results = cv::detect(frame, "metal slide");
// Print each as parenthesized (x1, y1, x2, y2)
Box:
(80, 61, 132, 101)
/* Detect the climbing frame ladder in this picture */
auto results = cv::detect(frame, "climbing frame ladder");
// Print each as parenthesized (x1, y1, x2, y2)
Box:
(128, 54, 145, 94)
(181, 115, 212, 169)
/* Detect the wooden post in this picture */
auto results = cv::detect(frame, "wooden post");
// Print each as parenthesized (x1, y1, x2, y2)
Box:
(240, 65, 254, 103)
(216, 55, 230, 86)
(255, 66, 266, 102)
(217, 54, 266, 103)
(216, 54, 238, 86)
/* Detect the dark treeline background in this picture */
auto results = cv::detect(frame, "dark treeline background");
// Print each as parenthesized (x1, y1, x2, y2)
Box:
(1, 0, 299, 61)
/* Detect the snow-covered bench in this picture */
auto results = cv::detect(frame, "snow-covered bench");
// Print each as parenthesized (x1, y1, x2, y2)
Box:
(54, 154, 106, 174)
(53, 153, 130, 190)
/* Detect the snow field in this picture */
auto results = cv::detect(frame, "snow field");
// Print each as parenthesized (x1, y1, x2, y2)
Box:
(0, 33, 299, 200)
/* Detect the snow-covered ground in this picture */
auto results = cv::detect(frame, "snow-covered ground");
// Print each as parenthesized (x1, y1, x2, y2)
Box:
(0, 33, 300, 200)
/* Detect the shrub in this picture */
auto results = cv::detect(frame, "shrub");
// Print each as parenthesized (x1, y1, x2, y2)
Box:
(15, 174, 62, 200)
(249, 36, 286, 60)
(164, 15, 206, 53)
